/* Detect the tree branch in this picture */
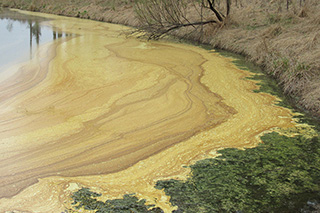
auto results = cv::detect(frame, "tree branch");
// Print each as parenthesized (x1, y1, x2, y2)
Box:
(149, 19, 217, 40)
(226, 0, 231, 16)
(206, 0, 224, 22)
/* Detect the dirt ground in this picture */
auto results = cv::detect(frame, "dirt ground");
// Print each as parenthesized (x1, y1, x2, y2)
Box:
(1, 0, 319, 116)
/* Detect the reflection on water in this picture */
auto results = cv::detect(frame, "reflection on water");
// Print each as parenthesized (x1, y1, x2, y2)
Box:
(0, 9, 68, 72)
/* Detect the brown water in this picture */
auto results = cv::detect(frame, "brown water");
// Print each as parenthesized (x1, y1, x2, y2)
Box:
(0, 10, 296, 212)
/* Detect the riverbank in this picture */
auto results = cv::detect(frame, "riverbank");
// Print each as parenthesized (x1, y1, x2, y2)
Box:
(1, 0, 319, 117)
(0, 5, 319, 213)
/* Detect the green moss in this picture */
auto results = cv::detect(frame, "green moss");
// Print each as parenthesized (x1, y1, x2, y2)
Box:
(69, 188, 163, 212)
(156, 133, 320, 212)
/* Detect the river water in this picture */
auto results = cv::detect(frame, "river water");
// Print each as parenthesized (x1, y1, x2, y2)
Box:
(0, 9, 296, 212)
(0, 9, 69, 74)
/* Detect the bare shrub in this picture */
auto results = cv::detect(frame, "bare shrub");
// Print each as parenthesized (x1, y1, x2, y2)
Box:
(133, 0, 231, 39)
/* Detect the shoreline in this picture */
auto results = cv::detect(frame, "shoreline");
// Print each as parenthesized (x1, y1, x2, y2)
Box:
(0, 6, 319, 212)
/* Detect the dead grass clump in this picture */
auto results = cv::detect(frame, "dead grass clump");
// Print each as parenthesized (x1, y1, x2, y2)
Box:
(261, 25, 283, 39)
(28, 1, 39, 12)
(308, 12, 320, 25)
(302, 80, 320, 114)
(298, 7, 308, 18)
(28, 5, 37, 12)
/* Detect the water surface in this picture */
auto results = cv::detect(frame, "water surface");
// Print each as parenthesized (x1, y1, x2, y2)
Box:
(0, 9, 68, 73)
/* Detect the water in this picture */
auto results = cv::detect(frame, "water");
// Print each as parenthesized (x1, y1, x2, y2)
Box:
(0, 10, 296, 212)
(0, 9, 66, 72)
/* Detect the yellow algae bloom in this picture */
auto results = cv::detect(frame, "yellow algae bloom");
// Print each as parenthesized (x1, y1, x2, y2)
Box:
(0, 10, 295, 212)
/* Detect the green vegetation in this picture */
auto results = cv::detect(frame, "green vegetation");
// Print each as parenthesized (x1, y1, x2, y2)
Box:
(156, 132, 320, 212)
(69, 188, 163, 212)
(76, 10, 90, 19)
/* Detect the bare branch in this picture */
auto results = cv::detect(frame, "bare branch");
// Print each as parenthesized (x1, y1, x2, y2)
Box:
(133, 0, 230, 40)
(146, 20, 217, 40)
(206, 0, 224, 21)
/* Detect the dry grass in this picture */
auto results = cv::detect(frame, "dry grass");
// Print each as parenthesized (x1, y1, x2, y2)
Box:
(0, 0, 138, 24)
(1, 0, 319, 115)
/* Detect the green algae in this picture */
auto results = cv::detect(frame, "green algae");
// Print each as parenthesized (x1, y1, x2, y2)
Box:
(69, 188, 163, 212)
(156, 133, 320, 212)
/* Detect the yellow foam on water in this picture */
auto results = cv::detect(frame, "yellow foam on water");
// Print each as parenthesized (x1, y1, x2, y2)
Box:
(0, 10, 296, 212)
